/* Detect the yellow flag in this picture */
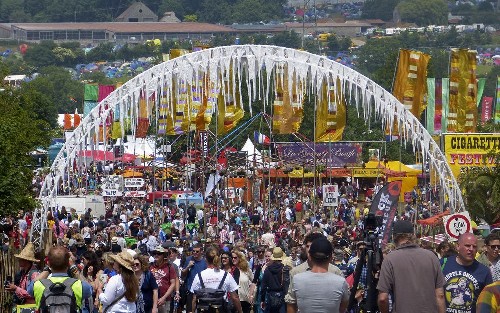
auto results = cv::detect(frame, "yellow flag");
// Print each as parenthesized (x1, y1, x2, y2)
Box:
(447, 49, 477, 133)
(315, 75, 346, 142)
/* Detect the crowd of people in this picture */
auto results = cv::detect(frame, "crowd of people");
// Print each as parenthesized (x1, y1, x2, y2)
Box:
(2, 173, 500, 313)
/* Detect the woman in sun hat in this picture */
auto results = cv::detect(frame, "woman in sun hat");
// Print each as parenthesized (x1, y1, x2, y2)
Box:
(96, 250, 139, 313)
(6, 242, 40, 305)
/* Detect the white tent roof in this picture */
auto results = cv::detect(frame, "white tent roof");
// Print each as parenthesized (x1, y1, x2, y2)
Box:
(241, 138, 263, 167)
(121, 135, 156, 157)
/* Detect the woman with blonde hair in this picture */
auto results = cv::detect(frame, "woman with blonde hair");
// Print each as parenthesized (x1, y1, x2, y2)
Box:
(231, 250, 256, 313)
(96, 251, 139, 313)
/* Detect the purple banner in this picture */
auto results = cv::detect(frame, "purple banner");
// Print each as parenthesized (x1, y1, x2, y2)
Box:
(276, 142, 362, 167)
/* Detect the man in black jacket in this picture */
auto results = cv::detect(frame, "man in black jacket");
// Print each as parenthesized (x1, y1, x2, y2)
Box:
(260, 247, 289, 313)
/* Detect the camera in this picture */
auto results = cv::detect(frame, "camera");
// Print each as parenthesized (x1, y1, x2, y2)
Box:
(4, 276, 12, 288)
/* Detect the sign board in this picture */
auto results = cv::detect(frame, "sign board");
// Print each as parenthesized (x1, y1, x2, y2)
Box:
(225, 187, 236, 199)
(124, 190, 147, 197)
(17, 304, 37, 313)
(322, 184, 339, 207)
(443, 211, 472, 241)
(124, 178, 145, 188)
(276, 142, 362, 167)
(443, 134, 500, 179)
(102, 189, 123, 197)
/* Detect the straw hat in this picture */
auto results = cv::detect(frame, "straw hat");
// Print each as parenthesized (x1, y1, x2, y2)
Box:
(110, 251, 135, 271)
(15, 242, 39, 263)
(271, 247, 285, 261)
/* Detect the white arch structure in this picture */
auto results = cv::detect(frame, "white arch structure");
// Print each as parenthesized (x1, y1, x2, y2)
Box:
(31, 45, 464, 248)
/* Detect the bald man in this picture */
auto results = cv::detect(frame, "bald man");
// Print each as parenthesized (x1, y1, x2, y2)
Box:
(442, 233, 492, 313)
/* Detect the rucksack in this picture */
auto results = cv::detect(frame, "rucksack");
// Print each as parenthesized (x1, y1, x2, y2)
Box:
(39, 277, 79, 313)
(194, 271, 228, 310)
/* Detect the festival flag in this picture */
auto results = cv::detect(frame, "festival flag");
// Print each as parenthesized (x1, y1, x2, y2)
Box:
(272, 64, 304, 134)
(477, 78, 486, 107)
(389, 49, 430, 139)
(426, 78, 449, 135)
(426, 78, 436, 134)
(447, 49, 477, 133)
(315, 75, 346, 142)
(481, 97, 493, 124)
(254, 131, 270, 145)
(495, 76, 500, 123)
(73, 108, 81, 128)
(84, 84, 98, 101)
(392, 49, 431, 116)
(218, 61, 244, 134)
(441, 78, 450, 132)
(369, 181, 402, 249)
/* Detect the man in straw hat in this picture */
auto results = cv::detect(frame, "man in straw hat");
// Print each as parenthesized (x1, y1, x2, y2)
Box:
(5, 242, 40, 305)
(28, 246, 92, 311)
(151, 245, 179, 313)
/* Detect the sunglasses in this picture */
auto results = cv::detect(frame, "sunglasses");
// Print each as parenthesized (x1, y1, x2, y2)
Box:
(489, 245, 500, 250)
(133, 262, 141, 267)
(193, 250, 201, 253)
(221, 256, 229, 259)
(232, 256, 238, 259)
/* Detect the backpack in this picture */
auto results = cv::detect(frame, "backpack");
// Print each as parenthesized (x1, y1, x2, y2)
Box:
(194, 271, 228, 310)
(39, 277, 78, 313)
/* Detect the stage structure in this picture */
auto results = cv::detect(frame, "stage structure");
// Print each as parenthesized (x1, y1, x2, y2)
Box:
(31, 45, 464, 249)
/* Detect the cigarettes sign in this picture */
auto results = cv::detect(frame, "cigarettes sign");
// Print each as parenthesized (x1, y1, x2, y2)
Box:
(444, 134, 500, 179)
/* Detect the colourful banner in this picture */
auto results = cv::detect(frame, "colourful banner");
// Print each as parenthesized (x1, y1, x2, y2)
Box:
(276, 142, 362, 167)
(272, 64, 304, 134)
(426, 78, 435, 134)
(218, 61, 244, 134)
(477, 78, 486, 107)
(443, 133, 500, 179)
(392, 49, 431, 117)
(447, 49, 477, 133)
(369, 181, 402, 249)
(316, 75, 346, 142)
(441, 78, 450, 133)
(84, 84, 98, 101)
(481, 97, 493, 124)
(496, 77, 500, 123)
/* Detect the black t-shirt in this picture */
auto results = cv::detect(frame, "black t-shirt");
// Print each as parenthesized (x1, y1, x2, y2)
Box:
(129, 221, 140, 236)
(250, 214, 260, 225)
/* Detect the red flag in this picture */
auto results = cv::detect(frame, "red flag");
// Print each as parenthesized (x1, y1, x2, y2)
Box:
(481, 96, 493, 124)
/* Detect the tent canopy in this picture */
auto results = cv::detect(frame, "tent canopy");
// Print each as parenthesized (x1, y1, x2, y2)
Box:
(240, 138, 262, 167)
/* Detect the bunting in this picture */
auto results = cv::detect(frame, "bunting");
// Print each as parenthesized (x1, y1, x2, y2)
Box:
(315, 74, 346, 141)
(447, 49, 477, 133)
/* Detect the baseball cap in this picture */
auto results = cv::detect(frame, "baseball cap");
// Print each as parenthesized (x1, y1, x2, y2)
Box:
(309, 237, 333, 260)
(393, 220, 414, 235)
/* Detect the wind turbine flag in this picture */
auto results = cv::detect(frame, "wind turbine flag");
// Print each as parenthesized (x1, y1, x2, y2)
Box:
(254, 131, 270, 145)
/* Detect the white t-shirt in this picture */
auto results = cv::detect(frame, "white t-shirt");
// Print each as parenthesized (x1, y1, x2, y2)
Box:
(99, 274, 136, 313)
(190, 268, 239, 300)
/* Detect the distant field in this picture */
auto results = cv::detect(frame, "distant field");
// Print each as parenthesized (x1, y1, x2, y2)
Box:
(477, 64, 494, 77)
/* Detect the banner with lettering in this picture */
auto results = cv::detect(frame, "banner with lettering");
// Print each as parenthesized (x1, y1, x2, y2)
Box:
(443, 133, 500, 179)
(369, 181, 402, 249)
(276, 142, 362, 167)
(481, 97, 493, 124)
(316, 75, 346, 142)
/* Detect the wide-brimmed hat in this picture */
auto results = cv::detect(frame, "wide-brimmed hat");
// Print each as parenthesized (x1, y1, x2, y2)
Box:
(15, 242, 39, 262)
(271, 247, 285, 261)
(110, 251, 134, 271)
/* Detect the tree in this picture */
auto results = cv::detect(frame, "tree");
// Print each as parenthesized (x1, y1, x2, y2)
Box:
(27, 66, 84, 114)
(23, 41, 57, 68)
(460, 157, 500, 224)
(362, 0, 400, 21)
(0, 90, 51, 215)
(395, 0, 448, 26)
